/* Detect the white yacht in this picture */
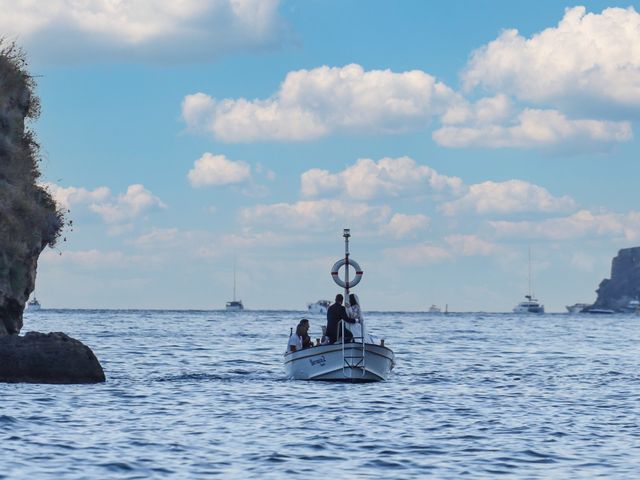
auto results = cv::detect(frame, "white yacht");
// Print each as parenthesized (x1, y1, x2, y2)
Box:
(307, 300, 330, 314)
(623, 299, 640, 313)
(513, 295, 545, 314)
(566, 303, 589, 314)
(513, 248, 544, 314)
(225, 260, 244, 311)
(428, 304, 441, 313)
(284, 229, 395, 382)
(26, 296, 41, 312)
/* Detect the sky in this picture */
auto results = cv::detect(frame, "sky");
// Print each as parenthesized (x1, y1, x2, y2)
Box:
(5, 0, 640, 311)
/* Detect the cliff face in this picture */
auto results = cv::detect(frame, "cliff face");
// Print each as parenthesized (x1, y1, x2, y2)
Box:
(593, 247, 640, 310)
(0, 43, 62, 335)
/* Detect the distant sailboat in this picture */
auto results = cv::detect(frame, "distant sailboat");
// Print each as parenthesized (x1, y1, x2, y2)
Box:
(513, 248, 544, 314)
(226, 260, 244, 311)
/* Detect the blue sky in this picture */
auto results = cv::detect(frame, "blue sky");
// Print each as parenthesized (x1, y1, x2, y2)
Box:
(6, 0, 640, 311)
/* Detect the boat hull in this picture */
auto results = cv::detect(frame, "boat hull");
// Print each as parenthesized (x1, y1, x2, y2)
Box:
(284, 343, 394, 382)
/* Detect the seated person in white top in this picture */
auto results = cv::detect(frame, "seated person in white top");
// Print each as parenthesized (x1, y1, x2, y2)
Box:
(346, 293, 362, 323)
(287, 319, 312, 352)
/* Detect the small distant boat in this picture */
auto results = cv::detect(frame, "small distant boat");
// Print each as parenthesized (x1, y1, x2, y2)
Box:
(428, 304, 441, 313)
(284, 229, 395, 382)
(225, 260, 244, 311)
(26, 296, 41, 312)
(307, 300, 330, 314)
(514, 295, 545, 314)
(622, 299, 640, 313)
(513, 248, 544, 314)
(584, 308, 615, 315)
(566, 303, 589, 314)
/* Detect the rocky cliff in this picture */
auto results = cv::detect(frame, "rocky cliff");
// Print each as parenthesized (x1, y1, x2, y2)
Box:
(0, 42, 63, 335)
(593, 246, 640, 310)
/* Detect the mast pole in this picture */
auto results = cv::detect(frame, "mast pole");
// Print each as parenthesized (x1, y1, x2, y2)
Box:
(528, 246, 532, 299)
(233, 257, 237, 302)
(343, 229, 350, 302)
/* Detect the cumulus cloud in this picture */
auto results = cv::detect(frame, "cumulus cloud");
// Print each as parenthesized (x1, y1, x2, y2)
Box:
(433, 108, 632, 149)
(380, 213, 430, 239)
(1, 0, 287, 64)
(187, 153, 251, 187)
(384, 243, 452, 266)
(43, 183, 110, 209)
(444, 234, 499, 256)
(490, 209, 640, 241)
(301, 156, 464, 200)
(440, 179, 577, 216)
(89, 184, 166, 224)
(239, 199, 391, 231)
(462, 6, 640, 111)
(181, 64, 459, 142)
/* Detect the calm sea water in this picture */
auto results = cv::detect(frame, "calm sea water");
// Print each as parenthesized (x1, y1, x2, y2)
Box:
(2, 309, 640, 479)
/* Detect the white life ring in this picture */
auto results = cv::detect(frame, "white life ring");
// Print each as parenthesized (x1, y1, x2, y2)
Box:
(331, 258, 363, 288)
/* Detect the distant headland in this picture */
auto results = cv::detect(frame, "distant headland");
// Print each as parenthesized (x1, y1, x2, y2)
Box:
(592, 246, 640, 312)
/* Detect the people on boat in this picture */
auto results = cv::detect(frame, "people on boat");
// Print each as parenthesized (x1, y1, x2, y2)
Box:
(346, 293, 362, 323)
(326, 294, 356, 343)
(287, 319, 313, 352)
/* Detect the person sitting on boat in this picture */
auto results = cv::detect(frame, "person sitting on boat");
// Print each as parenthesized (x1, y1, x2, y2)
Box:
(287, 319, 313, 352)
(346, 293, 362, 323)
(326, 294, 356, 343)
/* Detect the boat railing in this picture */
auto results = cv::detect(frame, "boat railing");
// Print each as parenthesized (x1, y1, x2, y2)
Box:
(339, 320, 366, 378)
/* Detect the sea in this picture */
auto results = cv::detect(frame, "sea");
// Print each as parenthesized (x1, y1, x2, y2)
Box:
(2, 309, 640, 479)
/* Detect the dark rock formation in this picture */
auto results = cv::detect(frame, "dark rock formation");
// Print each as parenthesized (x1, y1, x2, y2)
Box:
(593, 247, 640, 310)
(0, 43, 105, 384)
(0, 40, 63, 335)
(1, 42, 63, 335)
(0, 332, 105, 383)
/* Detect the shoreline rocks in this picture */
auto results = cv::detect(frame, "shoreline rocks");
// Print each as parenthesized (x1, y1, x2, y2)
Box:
(0, 332, 105, 384)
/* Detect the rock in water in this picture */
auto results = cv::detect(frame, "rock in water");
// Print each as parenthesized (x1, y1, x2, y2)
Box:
(593, 247, 640, 310)
(0, 332, 105, 383)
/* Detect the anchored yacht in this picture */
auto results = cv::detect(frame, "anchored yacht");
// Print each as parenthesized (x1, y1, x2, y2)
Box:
(513, 248, 544, 314)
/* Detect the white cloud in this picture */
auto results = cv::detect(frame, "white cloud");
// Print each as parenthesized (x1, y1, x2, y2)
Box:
(2, 0, 286, 64)
(43, 183, 110, 209)
(239, 199, 391, 231)
(445, 234, 499, 256)
(187, 153, 251, 187)
(462, 6, 640, 110)
(440, 179, 577, 216)
(490, 209, 640, 241)
(90, 184, 166, 224)
(441, 94, 514, 126)
(380, 213, 430, 239)
(40, 248, 140, 268)
(433, 109, 631, 149)
(181, 64, 459, 142)
(384, 243, 451, 266)
(301, 156, 464, 200)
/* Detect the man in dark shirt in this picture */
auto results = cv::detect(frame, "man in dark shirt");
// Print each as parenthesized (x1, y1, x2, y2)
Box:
(326, 294, 355, 343)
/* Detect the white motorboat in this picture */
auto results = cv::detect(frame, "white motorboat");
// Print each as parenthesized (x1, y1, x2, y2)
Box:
(225, 260, 244, 311)
(284, 229, 395, 382)
(622, 299, 640, 313)
(284, 340, 395, 382)
(307, 300, 330, 314)
(26, 296, 41, 312)
(513, 295, 544, 314)
(428, 304, 441, 313)
(513, 248, 544, 314)
(566, 303, 589, 314)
